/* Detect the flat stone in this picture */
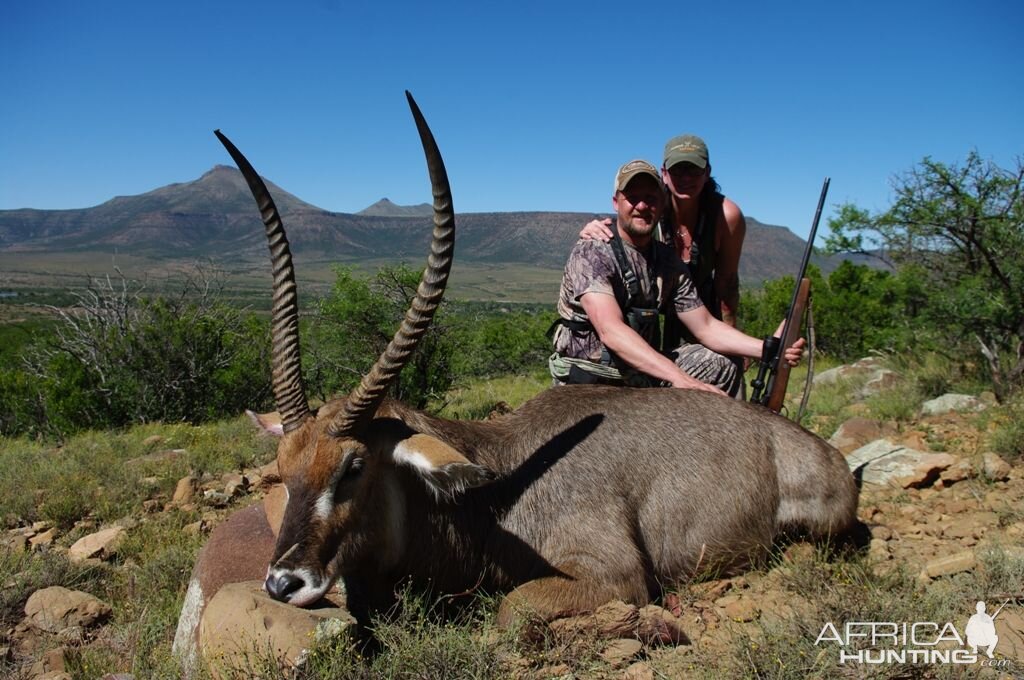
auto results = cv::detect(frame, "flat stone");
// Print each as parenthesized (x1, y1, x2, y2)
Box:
(202, 490, 230, 507)
(717, 595, 760, 622)
(198, 581, 353, 676)
(173, 503, 278, 678)
(3, 533, 29, 553)
(857, 369, 901, 398)
(829, 417, 883, 454)
(622, 661, 655, 680)
(24, 587, 111, 633)
(30, 528, 58, 550)
(920, 393, 986, 416)
(939, 460, 974, 485)
(68, 526, 125, 563)
(923, 551, 977, 578)
(222, 473, 250, 497)
(172, 476, 198, 504)
(127, 448, 187, 466)
(814, 359, 881, 386)
(846, 439, 958, 488)
(599, 638, 643, 667)
(982, 452, 1012, 481)
(29, 646, 68, 676)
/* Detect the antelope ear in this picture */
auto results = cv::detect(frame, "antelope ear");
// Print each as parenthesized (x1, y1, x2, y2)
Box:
(392, 433, 495, 498)
(247, 409, 284, 437)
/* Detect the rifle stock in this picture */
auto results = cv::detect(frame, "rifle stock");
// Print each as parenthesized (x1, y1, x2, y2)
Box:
(765, 277, 810, 412)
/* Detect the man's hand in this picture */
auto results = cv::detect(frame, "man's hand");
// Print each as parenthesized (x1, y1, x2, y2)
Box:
(580, 218, 614, 241)
(772, 319, 806, 367)
(782, 337, 806, 366)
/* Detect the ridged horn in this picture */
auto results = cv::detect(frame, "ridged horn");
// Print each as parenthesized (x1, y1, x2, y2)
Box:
(215, 129, 312, 434)
(329, 91, 455, 436)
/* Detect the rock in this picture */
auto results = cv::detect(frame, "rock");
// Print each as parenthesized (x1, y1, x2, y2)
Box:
(941, 520, 980, 540)
(715, 595, 760, 622)
(857, 369, 901, 398)
(172, 476, 198, 505)
(994, 609, 1024, 663)
(813, 359, 880, 386)
(24, 587, 111, 633)
(29, 528, 58, 550)
(34, 673, 72, 680)
(142, 434, 164, 447)
(102, 674, 136, 680)
(127, 448, 186, 466)
(173, 503, 279, 678)
(829, 417, 883, 454)
(920, 393, 986, 416)
(255, 459, 281, 490)
(982, 452, 1012, 481)
(29, 646, 68, 675)
(202, 490, 231, 507)
(939, 460, 974, 486)
(600, 638, 643, 667)
(198, 581, 354, 677)
(622, 661, 655, 680)
(922, 550, 976, 579)
(3, 532, 29, 553)
(549, 600, 639, 641)
(68, 526, 125, 563)
(846, 439, 958, 488)
(222, 473, 250, 498)
(637, 604, 690, 645)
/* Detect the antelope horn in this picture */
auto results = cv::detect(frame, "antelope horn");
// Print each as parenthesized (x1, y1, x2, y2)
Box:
(329, 91, 455, 436)
(215, 130, 312, 434)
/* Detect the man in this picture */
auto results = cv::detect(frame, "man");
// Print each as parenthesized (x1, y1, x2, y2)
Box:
(550, 160, 800, 396)
(580, 134, 746, 333)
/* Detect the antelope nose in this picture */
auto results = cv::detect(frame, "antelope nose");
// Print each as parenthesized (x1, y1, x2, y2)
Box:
(265, 572, 304, 602)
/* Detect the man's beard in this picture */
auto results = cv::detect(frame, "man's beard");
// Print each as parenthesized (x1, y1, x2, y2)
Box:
(620, 216, 655, 240)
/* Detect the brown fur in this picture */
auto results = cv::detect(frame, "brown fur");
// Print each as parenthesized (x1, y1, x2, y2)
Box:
(262, 385, 860, 627)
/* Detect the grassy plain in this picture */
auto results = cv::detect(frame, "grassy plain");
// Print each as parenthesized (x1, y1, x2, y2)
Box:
(0, 252, 563, 309)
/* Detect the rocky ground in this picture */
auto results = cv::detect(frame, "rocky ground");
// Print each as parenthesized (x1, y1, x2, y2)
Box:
(3, 358, 1024, 679)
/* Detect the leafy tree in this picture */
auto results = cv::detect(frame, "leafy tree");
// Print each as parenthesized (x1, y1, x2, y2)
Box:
(305, 265, 456, 409)
(826, 152, 1024, 399)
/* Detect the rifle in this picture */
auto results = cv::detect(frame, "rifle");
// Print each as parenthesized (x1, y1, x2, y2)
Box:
(750, 177, 830, 413)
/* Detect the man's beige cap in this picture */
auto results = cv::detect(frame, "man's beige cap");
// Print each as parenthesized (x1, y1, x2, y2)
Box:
(614, 159, 664, 192)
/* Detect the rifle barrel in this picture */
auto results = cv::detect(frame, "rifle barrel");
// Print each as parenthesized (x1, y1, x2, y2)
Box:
(761, 177, 830, 407)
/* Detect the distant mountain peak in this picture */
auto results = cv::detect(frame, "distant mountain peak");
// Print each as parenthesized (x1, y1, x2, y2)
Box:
(358, 198, 433, 217)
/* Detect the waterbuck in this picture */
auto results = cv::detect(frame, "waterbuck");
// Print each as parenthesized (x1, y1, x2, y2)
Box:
(218, 92, 860, 628)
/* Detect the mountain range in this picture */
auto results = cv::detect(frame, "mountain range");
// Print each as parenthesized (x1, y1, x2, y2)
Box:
(0, 165, 836, 283)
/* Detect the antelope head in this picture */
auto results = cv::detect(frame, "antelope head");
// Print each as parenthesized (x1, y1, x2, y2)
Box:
(217, 92, 482, 607)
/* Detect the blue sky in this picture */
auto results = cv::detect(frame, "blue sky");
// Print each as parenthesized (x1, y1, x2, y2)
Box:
(2, 0, 1022, 240)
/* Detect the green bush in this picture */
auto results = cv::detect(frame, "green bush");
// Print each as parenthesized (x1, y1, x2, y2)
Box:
(3, 273, 273, 437)
(305, 265, 458, 409)
(741, 262, 913, 362)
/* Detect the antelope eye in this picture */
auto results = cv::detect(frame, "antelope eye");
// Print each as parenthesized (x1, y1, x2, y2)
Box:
(346, 457, 364, 478)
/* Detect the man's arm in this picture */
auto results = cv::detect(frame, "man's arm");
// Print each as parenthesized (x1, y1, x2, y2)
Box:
(679, 305, 806, 364)
(715, 198, 746, 327)
(580, 292, 724, 394)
